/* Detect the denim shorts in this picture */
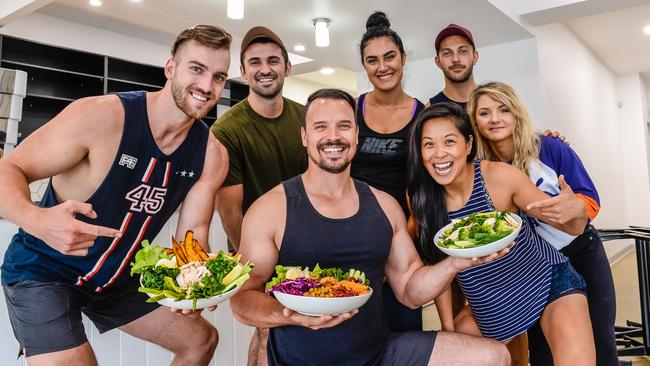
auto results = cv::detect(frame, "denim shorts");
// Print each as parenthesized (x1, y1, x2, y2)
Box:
(547, 261, 587, 304)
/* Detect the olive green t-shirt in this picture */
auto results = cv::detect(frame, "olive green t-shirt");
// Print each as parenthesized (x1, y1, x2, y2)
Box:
(210, 97, 307, 212)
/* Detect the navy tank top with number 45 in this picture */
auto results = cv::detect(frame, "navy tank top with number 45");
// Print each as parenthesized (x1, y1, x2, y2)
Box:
(2, 91, 209, 293)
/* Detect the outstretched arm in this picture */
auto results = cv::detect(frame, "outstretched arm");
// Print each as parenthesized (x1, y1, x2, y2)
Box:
(484, 161, 586, 235)
(377, 189, 508, 309)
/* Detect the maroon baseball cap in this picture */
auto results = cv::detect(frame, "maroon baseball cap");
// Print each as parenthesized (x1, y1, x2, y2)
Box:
(435, 24, 475, 53)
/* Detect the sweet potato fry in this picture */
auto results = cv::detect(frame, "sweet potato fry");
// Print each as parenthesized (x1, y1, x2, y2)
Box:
(194, 240, 208, 261)
(184, 230, 194, 247)
(184, 243, 199, 263)
(172, 236, 187, 265)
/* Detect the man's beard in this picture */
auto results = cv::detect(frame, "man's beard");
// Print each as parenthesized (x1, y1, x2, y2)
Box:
(443, 65, 474, 84)
(308, 140, 352, 174)
(249, 77, 284, 99)
(171, 81, 214, 120)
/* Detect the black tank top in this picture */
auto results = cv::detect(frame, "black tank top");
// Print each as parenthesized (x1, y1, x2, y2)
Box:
(267, 175, 393, 366)
(351, 93, 424, 217)
(428, 91, 467, 111)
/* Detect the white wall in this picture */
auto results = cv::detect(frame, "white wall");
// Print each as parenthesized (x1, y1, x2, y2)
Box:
(616, 74, 650, 226)
(283, 77, 333, 105)
(535, 23, 630, 228)
(357, 37, 546, 124)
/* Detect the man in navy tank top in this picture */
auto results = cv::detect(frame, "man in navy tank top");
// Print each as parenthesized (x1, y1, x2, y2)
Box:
(427, 24, 478, 110)
(231, 88, 511, 366)
(0, 25, 232, 365)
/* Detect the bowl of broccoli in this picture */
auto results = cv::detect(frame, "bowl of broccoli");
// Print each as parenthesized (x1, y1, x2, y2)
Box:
(434, 211, 521, 259)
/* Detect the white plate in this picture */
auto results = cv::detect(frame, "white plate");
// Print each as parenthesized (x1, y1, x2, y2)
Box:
(140, 277, 245, 310)
(154, 284, 243, 310)
(273, 288, 373, 316)
(434, 213, 522, 259)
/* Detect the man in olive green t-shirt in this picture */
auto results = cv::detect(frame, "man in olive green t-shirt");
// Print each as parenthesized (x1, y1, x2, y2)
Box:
(211, 26, 306, 251)
(210, 26, 306, 366)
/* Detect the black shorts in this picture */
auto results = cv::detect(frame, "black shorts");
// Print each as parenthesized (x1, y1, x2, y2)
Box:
(2, 276, 159, 357)
(380, 330, 437, 366)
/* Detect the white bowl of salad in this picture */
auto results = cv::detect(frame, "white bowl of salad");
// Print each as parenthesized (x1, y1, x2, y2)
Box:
(131, 234, 253, 310)
(434, 211, 521, 259)
(267, 264, 373, 316)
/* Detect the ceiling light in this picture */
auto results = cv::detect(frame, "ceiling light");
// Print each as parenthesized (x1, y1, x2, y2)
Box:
(227, 0, 244, 20)
(89, 0, 102, 6)
(320, 67, 335, 75)
(644, 25, 650, 35)
(314, 18, 330, 48)
(294, 44, 306, 52)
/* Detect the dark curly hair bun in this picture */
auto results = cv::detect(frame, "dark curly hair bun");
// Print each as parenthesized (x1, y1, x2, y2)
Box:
(366, 11, 390, 30)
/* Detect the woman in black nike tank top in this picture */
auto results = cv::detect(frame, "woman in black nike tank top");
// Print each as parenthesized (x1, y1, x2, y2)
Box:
(351, 11, 425, 332)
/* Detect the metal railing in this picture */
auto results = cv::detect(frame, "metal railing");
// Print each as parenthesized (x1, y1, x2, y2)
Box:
(599, 227, 650, 356)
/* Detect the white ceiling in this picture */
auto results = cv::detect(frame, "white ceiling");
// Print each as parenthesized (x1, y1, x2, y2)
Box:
(11, 0, 650, 91)
(38, 0, 532, 77)
(564, 3, 650, 83)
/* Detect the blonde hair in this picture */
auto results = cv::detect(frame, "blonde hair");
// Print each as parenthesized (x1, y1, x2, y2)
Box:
(467, 81, 539, 176)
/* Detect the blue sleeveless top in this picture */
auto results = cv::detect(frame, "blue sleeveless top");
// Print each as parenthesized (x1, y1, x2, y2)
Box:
(267, 176, 392, 366)
(2, 91, 209, 293)
(451, 160, 566, 341)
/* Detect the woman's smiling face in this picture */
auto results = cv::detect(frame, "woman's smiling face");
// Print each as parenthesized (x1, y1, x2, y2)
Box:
(420, 117, 473, 186)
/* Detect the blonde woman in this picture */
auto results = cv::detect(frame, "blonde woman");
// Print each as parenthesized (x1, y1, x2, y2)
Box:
(467, 81, 617, 366)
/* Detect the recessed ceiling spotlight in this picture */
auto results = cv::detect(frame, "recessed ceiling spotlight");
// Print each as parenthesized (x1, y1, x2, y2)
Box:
(320, 67, 335, 75)
(294, 44, 306, 52)
(89, 0, 102, 6)
(227, 0, 244, 19)
(644, 25, 650, 35)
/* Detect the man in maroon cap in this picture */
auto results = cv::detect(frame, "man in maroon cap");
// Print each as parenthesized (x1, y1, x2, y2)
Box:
(427, 23, 478, 109)
(210, 26, 306, 366)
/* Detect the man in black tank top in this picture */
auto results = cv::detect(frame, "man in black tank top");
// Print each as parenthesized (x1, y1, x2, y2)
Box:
(0, 26, 232, 365)
(231, 88, 511, 366)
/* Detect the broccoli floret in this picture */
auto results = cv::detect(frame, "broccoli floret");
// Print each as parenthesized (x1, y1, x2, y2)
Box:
(481, 222, 496, 235)
(206, 254, 237, 284)
(458, 227, 470, 240)
(494, 219, 511, 233)
(141, 266, 181, 290)
(468, 224, 483, 239)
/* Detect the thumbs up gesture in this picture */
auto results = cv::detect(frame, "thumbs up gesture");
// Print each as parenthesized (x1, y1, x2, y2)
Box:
(526, 175, 586, 225)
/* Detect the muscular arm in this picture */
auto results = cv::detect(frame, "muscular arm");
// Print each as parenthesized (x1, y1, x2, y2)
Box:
(0, 96, 121, 254)
(377, 189, 479, 308)
(230, 188, 287, 328)
(485, 161, 587, 235)
(231, 185, 357, 329)
(214, 184, 244, 250)
(176, 135, 228, 252)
